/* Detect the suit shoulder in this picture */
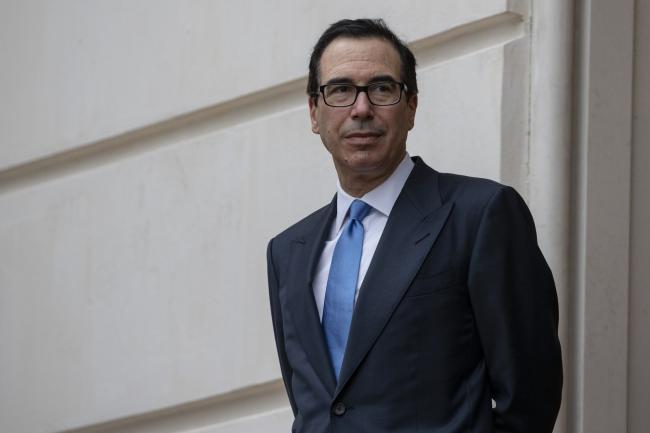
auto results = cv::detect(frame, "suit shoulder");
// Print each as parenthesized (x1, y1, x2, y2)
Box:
(437, 172, 536, 236)
(437, 172, 513, 207)
(412, 158, 514, 208)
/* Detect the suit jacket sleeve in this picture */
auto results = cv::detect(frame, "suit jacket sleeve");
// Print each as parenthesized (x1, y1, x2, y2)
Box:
(267, 238, 298, 416)
(467, 186, 563, 433)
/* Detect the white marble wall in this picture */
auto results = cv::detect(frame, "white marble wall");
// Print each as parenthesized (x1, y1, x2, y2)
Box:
(0, 1, 646, 433)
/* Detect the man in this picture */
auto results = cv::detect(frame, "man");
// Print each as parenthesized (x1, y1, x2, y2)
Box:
(267, 18, 562, 433)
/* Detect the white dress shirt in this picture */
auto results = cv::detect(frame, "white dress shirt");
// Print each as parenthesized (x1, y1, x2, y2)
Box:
(312, 154, 415, 320)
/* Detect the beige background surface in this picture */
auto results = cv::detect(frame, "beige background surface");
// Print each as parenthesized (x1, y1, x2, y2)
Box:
(0, 1, 646, 432)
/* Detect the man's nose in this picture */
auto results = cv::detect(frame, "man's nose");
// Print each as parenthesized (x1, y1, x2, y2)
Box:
(350, 90, 374, 118)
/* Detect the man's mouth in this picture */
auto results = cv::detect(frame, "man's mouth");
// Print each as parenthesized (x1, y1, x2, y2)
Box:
(346, 132, 380, 137)
(344, 131, 383, 143)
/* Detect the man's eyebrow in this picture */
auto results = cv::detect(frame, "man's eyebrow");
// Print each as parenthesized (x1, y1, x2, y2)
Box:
(323, 75, 399, 86)
(367, 75, 399, 83)
(323, 77, 354, 85)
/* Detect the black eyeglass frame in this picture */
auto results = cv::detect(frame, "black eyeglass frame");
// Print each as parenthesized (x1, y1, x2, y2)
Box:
(316, 81, 408, 107)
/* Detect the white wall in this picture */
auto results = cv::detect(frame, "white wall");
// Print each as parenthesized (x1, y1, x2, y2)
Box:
(0, 1, 646, 432)
(0, 2, 526, 433)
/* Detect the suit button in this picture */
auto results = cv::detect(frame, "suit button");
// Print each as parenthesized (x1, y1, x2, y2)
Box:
(333, 402, 346, 416)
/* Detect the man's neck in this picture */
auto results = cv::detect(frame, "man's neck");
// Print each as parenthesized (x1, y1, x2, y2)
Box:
(336, 157, 405, 198)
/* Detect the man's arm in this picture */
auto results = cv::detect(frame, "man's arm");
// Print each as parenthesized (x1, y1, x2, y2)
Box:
(468, 186, 563, 433)
(267, 238, 298, 416)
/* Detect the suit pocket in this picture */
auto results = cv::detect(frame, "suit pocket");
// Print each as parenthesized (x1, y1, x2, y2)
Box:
(404, 268, 460, 298)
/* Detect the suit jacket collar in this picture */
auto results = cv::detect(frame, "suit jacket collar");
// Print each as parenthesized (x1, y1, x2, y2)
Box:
(286, 157, 454, 397)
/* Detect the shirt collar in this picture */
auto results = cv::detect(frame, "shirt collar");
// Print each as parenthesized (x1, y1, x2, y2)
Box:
(334, 153, 415, 232)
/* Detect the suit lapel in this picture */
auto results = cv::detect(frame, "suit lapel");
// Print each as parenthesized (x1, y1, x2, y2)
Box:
(335, 160, 454, 396)
(286, 197, 337, 394)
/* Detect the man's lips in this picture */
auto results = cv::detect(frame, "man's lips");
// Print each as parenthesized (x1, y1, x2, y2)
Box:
(346, 133, 380, 138)
(344, 131, 383, 140)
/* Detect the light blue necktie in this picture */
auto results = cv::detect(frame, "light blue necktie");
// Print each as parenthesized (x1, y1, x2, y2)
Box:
(322, 199, 371, 379)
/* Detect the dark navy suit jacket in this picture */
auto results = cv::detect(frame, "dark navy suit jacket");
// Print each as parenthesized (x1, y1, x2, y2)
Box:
(267, 157, 562, 433)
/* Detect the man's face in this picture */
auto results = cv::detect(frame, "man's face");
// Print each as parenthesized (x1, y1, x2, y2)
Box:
(309, 37, 417, 184)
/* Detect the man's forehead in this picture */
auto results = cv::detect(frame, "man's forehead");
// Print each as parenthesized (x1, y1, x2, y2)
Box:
(319, 37, 401, 81)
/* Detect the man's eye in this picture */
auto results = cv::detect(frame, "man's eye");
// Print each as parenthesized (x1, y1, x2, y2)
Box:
(331, 85, 352, 94)
(373, 83, 395, 93)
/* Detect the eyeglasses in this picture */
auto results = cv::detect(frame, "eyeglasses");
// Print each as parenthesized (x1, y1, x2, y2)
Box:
(317, 81, 407, 107)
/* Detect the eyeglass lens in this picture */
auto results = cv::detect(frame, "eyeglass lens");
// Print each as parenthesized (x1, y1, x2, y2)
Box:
(323, 82, 401, 106)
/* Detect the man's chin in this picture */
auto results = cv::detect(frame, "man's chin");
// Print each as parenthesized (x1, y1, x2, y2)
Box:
(337, 156, 394, 179)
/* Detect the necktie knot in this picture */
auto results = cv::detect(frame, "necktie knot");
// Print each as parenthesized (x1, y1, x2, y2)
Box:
(349, 200, 371, 222)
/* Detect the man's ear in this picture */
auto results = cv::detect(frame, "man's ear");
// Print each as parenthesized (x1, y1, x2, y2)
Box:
(308, 96, 320, 134)
(406, 94, 418, 131)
